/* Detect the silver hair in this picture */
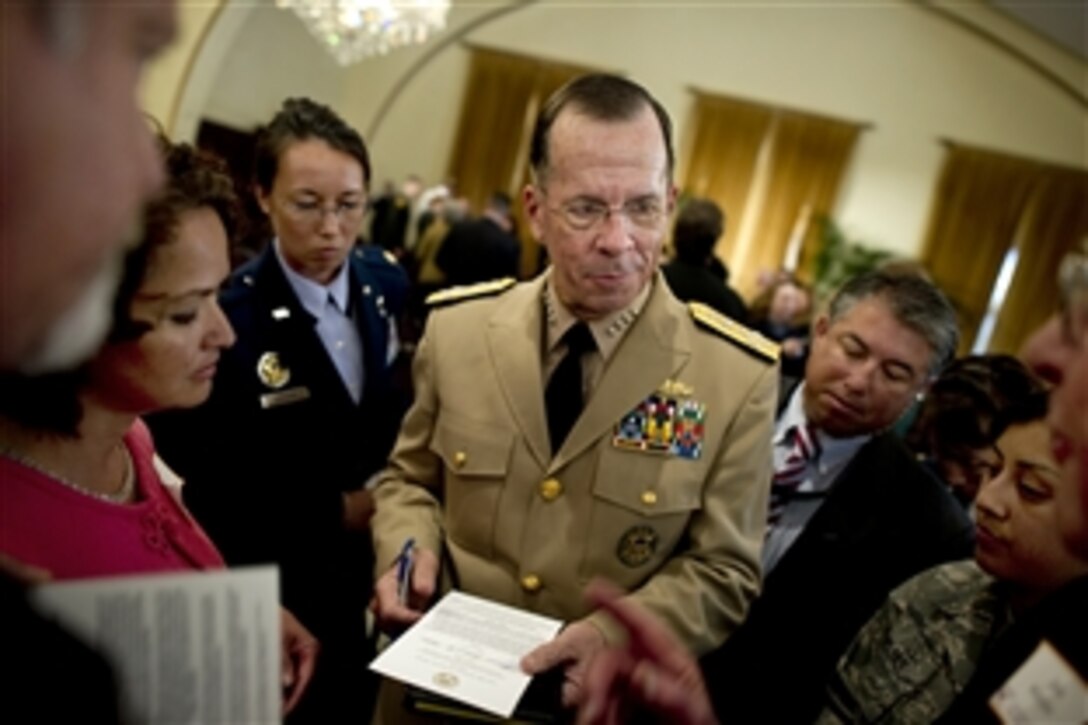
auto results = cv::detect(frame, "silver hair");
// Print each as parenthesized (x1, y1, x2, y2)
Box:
(828, 270, 959, 377)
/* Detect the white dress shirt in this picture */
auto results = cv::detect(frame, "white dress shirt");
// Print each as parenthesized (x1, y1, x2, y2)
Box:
(274, 240, 364, 402)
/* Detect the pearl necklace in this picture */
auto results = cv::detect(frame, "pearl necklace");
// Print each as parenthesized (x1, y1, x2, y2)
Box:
(1, 445, 135, 505)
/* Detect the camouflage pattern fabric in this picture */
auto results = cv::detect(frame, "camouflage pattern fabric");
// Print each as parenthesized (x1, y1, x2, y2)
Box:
(816, 560, 1014, 724)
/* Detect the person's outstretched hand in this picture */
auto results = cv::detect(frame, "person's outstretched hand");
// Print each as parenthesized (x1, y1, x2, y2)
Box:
(576, 580, 718, 725)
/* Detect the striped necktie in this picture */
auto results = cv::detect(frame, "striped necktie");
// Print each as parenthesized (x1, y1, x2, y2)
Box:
(767, 424, 822, 527)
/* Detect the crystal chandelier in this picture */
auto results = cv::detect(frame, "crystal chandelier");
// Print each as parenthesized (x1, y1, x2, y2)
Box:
(276, 0, 451, 66)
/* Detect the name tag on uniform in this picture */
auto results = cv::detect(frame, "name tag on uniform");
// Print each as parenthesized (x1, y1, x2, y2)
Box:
(260, 386, 311, 409)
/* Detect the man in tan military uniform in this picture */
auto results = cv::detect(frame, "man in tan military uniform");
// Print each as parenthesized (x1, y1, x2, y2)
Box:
(371, 73, 777, 712)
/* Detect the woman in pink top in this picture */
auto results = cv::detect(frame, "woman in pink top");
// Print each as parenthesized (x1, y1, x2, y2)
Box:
(0, 140, 317, 714)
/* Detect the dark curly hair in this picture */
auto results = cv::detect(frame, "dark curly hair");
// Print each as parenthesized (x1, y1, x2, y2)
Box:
(908, 354, 1049, 472)
(0, 139, 239, 436)
(252, 97, 371, 195)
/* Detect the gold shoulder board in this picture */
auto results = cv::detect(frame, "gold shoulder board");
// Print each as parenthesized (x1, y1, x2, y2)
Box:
(425, 278, 517, 307)
(688, 302, 779, 363)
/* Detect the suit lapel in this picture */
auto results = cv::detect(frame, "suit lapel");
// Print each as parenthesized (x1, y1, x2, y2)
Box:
(803, 437, 883, 543)
(350, 256, 389, 405)
(550, 279, 692, 473)
(487, 277, 551, 470)
(765, 436, 883, 588)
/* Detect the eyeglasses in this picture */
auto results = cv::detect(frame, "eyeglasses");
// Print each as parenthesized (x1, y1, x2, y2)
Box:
(549, 197, 665, 232)
(281, 198, 365, 225)
(1057, 246, 1088, 347)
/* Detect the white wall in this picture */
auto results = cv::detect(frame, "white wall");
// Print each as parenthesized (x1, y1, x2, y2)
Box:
(200, 3, 345, 132)
(191, 0, 1087, 259)
(139, 0, 224, 131)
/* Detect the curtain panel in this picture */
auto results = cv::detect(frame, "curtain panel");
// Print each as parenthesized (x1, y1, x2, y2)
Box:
(681, 89, 862, 299)
(988, 165, 1088, 353)
(446, 47, 592, 279)
(746, 110, 861, 297)
(680, 94, 773, 266)
(921, 143, 1086, 354)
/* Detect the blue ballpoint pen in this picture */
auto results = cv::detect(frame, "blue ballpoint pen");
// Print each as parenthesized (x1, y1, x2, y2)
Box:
(396, 537, 415, 606)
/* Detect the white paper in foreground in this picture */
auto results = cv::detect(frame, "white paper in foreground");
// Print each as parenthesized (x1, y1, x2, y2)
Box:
(30, 566, 280, 725)
(370, 590, 563, 718)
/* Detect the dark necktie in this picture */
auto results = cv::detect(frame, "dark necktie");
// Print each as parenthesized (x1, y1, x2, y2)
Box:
(545, 322, 596, 455)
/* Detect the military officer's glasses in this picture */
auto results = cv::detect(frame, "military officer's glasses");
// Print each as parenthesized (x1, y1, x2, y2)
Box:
(283, 197, 365, 225)
(1058, 245, 1088, 348)
(551, 197, 665, 232)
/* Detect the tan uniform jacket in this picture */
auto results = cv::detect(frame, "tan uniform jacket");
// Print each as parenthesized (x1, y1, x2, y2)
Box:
(372, 273, 777, 654)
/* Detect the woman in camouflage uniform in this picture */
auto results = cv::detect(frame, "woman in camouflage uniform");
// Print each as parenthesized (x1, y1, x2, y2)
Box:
(817, 375, 1088, 724)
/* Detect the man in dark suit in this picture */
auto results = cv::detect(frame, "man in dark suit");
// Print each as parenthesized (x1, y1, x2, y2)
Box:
(148, 98, 408, 723)
(699, 270, 973, 724)
(436, 191, 521, 285)
(661, 198, 748, 324)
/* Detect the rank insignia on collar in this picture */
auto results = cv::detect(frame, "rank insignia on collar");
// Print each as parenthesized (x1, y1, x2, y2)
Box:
(613, 386, 706, 460)
(617, 525, 658, 568)
(257, 351, 290, 389)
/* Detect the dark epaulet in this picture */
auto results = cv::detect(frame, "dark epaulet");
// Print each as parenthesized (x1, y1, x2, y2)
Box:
(425, 278, 517, 307)
(688, 302, 779, 363)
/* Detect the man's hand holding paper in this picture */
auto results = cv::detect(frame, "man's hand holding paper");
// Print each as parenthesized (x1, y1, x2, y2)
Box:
(370, 591, 564, 718)
(521, 619, 607, 707)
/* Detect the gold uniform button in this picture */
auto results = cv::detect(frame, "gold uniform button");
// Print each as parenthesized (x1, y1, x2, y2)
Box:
(521, 574, 542, 593)
(539, 478, 563, 502)
(641, 490, 658, 506)
(453, 451, 467, 469)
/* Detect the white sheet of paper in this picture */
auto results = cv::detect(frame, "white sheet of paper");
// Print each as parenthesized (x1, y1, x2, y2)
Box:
(370, 590, 564, 718)
(30, 566, 280, 725)
(989, 640, 1087, 724)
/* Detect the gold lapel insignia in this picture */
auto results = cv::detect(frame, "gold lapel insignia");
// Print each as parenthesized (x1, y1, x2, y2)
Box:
(256, 352, 290, 389)
(657, 378, 694, 397)
(617, 525, 659, 568)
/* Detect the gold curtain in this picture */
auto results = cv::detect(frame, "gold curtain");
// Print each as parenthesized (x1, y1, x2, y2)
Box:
(446, 49, 540, 216)
(739, 110, 861, 298)
(680, 94, 773, 263)
(920, 145, 1047, 352)
(988, 165, 1088, 353)
(446, 47, 592, 278)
